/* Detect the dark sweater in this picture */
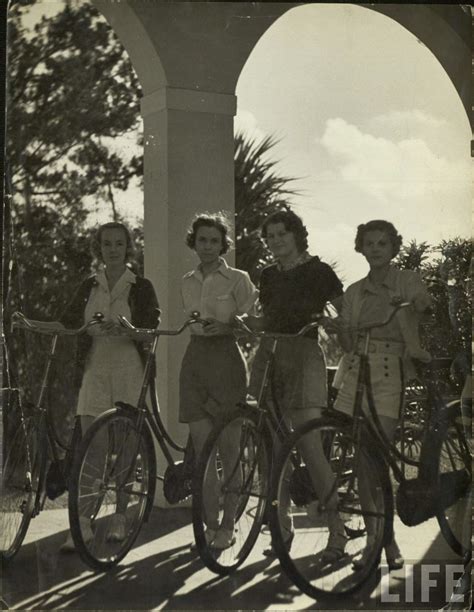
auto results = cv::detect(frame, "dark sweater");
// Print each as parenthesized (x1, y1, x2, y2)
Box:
(60, 273, 159, 387)
(259, 256, 343, 335)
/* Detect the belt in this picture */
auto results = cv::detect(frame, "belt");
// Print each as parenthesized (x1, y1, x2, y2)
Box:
(355, 338, 405, 357)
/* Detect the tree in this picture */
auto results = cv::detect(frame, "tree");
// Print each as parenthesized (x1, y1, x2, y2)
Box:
(395, 238, 472, 391)
(4, 1, 144, 317)
(234, 132, 299, 285)
(3, 1, 144, 442)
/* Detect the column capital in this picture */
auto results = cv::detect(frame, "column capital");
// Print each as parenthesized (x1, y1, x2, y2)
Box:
(141, 87, 237, 118)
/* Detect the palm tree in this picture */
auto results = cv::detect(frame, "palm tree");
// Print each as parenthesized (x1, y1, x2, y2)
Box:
(234, 132, 299, 284)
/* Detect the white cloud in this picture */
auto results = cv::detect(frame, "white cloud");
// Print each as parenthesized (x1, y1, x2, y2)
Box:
(369, 110, 446, 132)
(234, 110, 266, 143)
(320, 117, 470, 204)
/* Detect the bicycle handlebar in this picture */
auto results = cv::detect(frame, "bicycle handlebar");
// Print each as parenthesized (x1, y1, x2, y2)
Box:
(233, 314, 324, 338)
(117, 311, 208, 336)
(351, 300, 412, 333)
(11, 311, 104, 336)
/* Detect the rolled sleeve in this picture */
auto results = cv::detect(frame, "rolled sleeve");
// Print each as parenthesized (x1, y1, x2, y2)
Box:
(233, 273, 259, 315)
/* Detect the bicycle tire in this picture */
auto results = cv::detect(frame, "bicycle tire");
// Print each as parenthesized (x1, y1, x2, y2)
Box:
(436, 402, 472, 559)
(68, 408, 156, 571)
(0, 417, 42, 561)
(270, 415, 393, 601)
(192, 406, 272, 575)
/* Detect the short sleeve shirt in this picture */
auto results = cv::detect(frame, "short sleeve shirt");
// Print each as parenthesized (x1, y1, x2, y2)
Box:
(181, 258, 258, 335)
(259, 256, 343, 334)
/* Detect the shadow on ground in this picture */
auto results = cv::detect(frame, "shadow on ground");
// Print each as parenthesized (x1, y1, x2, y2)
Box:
(2, 505, 469, 610)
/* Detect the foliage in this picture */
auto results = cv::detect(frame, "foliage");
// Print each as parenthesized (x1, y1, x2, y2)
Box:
(7, 1, 143, 223)
(395, 238, 472, 390)
(3, 1, 144, 441)
(234, 132, 298, 285)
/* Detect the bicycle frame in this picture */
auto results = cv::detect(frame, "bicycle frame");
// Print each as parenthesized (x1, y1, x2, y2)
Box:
(9, 312, 103, 513)
(115, 312, 209, 481)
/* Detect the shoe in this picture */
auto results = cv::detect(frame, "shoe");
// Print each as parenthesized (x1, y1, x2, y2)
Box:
(385, 540, 404, 571)
(106, 513, 127, 542)
(60, 518, 94, 552)
(352, 536, 376, 571)
(211, 527, 236, 550)
(190, 527, 217, 551)
(320, 513, 347, 565)
(263, 526, 294, 557)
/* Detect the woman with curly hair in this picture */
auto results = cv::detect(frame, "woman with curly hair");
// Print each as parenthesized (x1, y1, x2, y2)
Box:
(330, 219, 432, 570)
(180, 212, 258, 550)
(243, 210, 346, 561)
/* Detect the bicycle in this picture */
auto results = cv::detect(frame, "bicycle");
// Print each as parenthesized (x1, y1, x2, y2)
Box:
(1, 311, 102, 561)
(191, 317, 326, 575)
(268, 301, 472, 601)
(67, 311, 208, 571)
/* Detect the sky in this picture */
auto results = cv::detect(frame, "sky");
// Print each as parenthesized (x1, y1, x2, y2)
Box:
(234, 4, 471, 284)
(17, 2, 472, 285)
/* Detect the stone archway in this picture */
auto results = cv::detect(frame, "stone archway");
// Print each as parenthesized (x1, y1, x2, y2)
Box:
(92, 1, 471, 500)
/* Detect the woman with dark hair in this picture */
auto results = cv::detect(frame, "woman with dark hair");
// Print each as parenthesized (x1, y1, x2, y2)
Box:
(58, 221, 159, 550)
(328, 219, 432, 570)
(243, 210, 347, 561)
(180, 212, 258, 550)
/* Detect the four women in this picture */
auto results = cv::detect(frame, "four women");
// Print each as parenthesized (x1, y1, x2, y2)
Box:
(49, 213, 431, 571)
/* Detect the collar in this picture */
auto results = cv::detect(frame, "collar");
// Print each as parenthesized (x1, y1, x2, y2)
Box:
(189, 257, 232, 281)
(362, 266, 397, 294)
(96, 266, 137, 290)
(277, 251, 312, 272)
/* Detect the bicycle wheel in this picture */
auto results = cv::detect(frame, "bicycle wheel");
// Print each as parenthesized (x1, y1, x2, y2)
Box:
(270, 416, 393, 601)
(68, 409, 156, 571)
(436, 402, 472, 559)
(192, 407, 272, 575)
(0, 417, 41, 561)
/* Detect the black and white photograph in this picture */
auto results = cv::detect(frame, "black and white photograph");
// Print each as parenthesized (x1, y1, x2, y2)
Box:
(1, 1, 472, 609)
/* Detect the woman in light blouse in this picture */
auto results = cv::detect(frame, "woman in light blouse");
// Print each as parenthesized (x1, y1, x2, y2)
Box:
(180, 212, 258, 550)
(59, 222, 159, 550)
(329, 219, 432, 570)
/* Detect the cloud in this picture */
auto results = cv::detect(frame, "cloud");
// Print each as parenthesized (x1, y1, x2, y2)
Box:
(319, 117, 470, 204)
(234, 110, 266, 143)
(369, 109, 446, 132)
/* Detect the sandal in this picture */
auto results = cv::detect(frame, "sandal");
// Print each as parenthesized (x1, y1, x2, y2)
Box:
(190, 527, 217, 552)
(211, 527, 236, 550)
(385, 539, 404, 571)
(263, 526, 294, 558)
(320, 513, 347, 564)
(352, 535, 377, 571)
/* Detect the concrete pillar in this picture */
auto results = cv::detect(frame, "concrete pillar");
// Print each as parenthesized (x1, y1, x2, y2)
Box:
(142, 87, 237, 450)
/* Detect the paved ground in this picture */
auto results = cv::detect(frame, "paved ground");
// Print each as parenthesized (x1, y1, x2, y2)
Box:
(1, 498, 470, 611)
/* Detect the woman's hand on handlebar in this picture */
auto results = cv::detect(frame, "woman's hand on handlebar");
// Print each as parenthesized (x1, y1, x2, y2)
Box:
(202, 318, 232, 336)
(320, 315, 345, 335)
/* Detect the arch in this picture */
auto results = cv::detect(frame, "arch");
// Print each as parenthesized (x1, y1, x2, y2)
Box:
(361, 3, 471, 125)
(92, 0, 167, 94)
